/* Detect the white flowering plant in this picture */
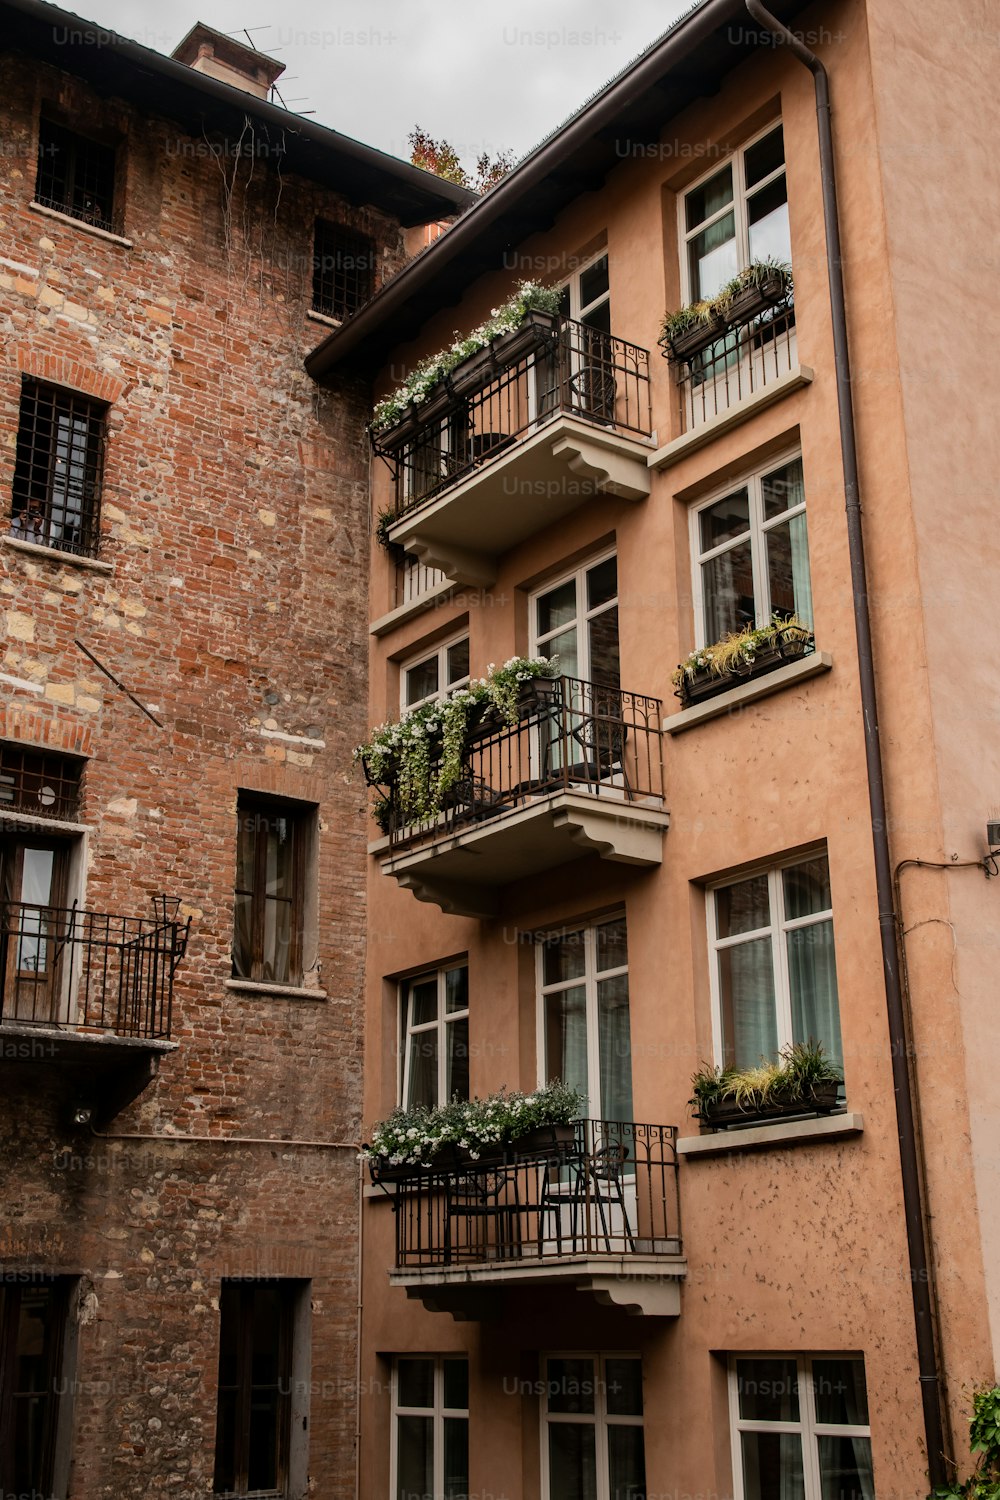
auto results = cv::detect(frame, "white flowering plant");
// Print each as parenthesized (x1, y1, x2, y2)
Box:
(370, 281, 561, 436)
(671, 615, 811, 689)
(363, 1081, 585, 1170)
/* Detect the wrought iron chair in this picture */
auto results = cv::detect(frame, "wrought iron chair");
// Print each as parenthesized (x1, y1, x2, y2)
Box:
(563, 1141, 636, 1254)
(444, 1168, 521, 1264)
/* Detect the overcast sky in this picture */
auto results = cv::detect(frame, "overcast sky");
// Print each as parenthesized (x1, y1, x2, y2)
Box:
(86, 0, 691, 170)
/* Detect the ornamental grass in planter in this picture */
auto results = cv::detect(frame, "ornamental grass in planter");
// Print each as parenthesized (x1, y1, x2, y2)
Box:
(363, 1080, 585, 1178)
(690, 1042, 842, 1130)
(672, 615, 813, 706)
(659, 258, 792, 363)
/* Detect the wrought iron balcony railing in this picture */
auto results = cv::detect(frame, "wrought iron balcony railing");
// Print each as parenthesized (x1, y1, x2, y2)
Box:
(675, 303, 797, 431)
(374, 315, 652, 517)
(381, 675, 664, 852)
(0, 899, 190, 1041)
(380, 1119, 681, 1270)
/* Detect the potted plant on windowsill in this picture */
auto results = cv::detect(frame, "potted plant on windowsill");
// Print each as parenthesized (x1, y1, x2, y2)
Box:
(672, 615, 813, 707)
(716, 258, 792, 328)
(658, 299, 726, 362)
(690, 1042, 842, 1131)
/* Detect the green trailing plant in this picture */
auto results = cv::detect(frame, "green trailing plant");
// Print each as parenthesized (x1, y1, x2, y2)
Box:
(671, 614, 812, 688)
(370, 281, 562, 435)
(660, 298, 718, 343)
(689, 1041, 842, 1118)
(660, 258, 792, 348)
(363, 1080, 586, 1169)
(929, 1385, 1000, 1498)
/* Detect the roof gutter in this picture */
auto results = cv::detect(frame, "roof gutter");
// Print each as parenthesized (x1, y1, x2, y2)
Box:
(743, 0, 950, 1483)
(305, 0, 745, 380)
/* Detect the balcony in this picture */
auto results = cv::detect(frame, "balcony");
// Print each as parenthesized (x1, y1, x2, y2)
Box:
(375, 676, 669, 917)
(668, 303, 807, 451)
(372, 315, 653, 585)
(379, 1119, 685, 1319)
(0, 898, 190, 1122)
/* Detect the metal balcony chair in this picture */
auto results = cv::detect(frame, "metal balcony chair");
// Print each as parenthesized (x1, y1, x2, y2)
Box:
(563, 1141, 636, 1254)
(444, 1168, 521, 1264)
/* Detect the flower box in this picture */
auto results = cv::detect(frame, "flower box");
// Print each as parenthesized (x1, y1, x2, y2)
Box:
(517, 674, 561, 717)
(659, 315, 726, 363)
(491, 308, 560, 366)
(698, 1080, 841, 1131)
(446, 346, 497, 399)
(720, 268, 791, 328)
(675, 631, 813, 707)
(510, 1122, 578, 1155)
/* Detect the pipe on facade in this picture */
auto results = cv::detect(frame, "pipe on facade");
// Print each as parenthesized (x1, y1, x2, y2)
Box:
(743, 0, 950, 1483)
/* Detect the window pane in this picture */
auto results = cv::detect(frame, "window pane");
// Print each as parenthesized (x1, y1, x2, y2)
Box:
(10, 1287, 60, 1495)
(407, 977, 439, 1027)
(397, 1358, 435, 1409)
(542, 626, 579, 678)
(748, 175, 791, 266)
(740, 1431, 805, 1500)
(443, 1417, 469, 1500)
(580, 254, 610, 309)
(686, 164, 733, 231)
(446, 639, 470, 685)
(719, 937, 778, 1070)
(262, 896, 292, 984)
(543, 932, 586, 985)
(605, 1357, 643, 1416)
(688, 210, 738, 301)
(406, 657, 439, 707)
(817, 1435, 875, 1500)
(596, 918, 628, 972)
(443, 1358, 469, 1411)
(264, 815, 294, 899)
(588, 606, 620, 690)
(702, 539, 755, 643)
(788, 921, 842, 1069)
(250, 1290, 282, 1385)
(235, 811, 257, 892)
(545, 986, 589, 1103)
(608, 1424, 647, 1500)
(445, 966, 468, 1014)
(406, 1028, 438, 1110)
(813, 1358, 870, 1426)
(736, 1357, 800, 1421)
(447, 1016, 469, 1101)
(745, 125, 785, 187)
(583, 300, 611, 335)
(716, 875, 771, 938)
(700, 490, 751, 551)
(397, 1414, 434, 1500)
(762, 458, 804, 521)
(537, 580, 578, 637)
(783, 856, 832, 919)
(598, 974, 633, 1123)
(766, 513, 813, 627)
(247, 1387, 280, 1492)
(549, 1423, 598, 1500)
(547, 1357, 597, 1414)
(587, 556, 617, 611)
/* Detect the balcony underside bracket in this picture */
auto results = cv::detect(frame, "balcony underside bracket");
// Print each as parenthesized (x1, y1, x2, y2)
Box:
(393, 871, 499, 919)
(576, 1274, 683, 1318)
(551, 804, 669, 865)
(549, 431, 651, 501)
(405, 535, 497, 589)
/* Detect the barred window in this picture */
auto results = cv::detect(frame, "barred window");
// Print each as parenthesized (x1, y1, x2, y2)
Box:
(0, 746, 82, 821)
(35, 118, 117, 233)
(312, 222, 375, 319)
(10, 381, 107, 558)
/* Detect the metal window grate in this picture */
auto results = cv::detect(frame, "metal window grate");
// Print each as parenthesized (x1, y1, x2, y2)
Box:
(11, 381, 106, 558)
(0, 747, 83, 821)
(312, 222, 375, 319)
(35, 118, 117, 233)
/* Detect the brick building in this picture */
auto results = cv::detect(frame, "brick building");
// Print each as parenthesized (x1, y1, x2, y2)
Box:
(306, 0, 1000, 1495)
(0, 4, 469, 1498)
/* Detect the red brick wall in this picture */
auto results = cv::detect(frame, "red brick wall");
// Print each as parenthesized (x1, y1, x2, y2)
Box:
(0, 54, 392, 1500)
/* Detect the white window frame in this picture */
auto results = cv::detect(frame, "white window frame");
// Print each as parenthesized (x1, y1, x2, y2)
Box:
(707, 850, 838, 1071)
(534, 913, 629, 1120)
(690, 448, 809, 646)
(399, 630, 471, 713)
(399, 961, 470, 1109)
(679, 119, 788, 304)
(390, 1355, 469, 1500)
(559, 248, 610, 325)
(529, 549, 618, 684)
(727, 1353, 872, 1500)
(540, 1351, 644, 1500)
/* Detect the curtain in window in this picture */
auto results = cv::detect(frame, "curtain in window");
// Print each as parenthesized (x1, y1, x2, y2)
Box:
(597, 974, 633, 1123)
(719, 937, 778, 1070)
(545, 985, 590, 1110)
(786, 920, 842, 1071)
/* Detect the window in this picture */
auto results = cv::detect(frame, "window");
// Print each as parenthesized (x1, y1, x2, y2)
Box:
(531, 553, 619, 689)
(709, 852, 842, 1074)
(213, 1283, 302, 1498)
(682, 122, 789, 302)
(541, 1354, 645, 1500)
(1, 834, 76, 1025)
(537, 917, 632, 1122)
(312, 222, 375, 320)
(0, 745, 82, 821)
(10, 381, 107, 558)
(391, 1356, 468, 1500)
(233, 795, 313, 986)
(729, 1355, 873, 1500)
(400, 963, 469, 1110)
(401, 634, 470, 713)
(692, 454, 812, 646)
(0, 1279, 71, 1499)
(35, 117, 117, 232)
(558, 251, 611, 335)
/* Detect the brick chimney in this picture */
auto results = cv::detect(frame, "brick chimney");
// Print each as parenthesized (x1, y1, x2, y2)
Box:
(171, 23, 285, 100)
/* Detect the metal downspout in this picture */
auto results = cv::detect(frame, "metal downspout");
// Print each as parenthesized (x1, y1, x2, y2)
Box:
(742, 1, 949, 1483)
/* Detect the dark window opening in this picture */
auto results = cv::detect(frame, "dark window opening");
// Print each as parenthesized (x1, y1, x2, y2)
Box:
(0, 747, 83, 822)
(0, 1279, 69, 1499)
(35, 118, 117, 233)
(232, 795, 311, 986)
(10, 381, 107, 559)
(312, 222, 375, 320)
(213, 1283, 294, 1498)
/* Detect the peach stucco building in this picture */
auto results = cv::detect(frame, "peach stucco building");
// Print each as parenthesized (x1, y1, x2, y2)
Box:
(306, 0, 1000, 1494)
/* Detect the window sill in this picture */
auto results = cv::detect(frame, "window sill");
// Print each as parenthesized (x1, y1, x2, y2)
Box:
(3, 535, 113, 574)
(663, 651, 832, 733)
(0, 809, 91, 835)
(647, 364, 814, 472)
(677, 1110, 863, 1158)
(224, 978, 327, 1002)
(370, 577, 458, 636)
(28, 200, 133, 248)
(306, 308, 343, 329)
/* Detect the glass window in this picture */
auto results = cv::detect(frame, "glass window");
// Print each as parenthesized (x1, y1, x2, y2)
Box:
(232, 795, 313, 985)
(402, 634, 471, 712)
(312, 221, 375, 319)
(730, 1356, 874, 1500)
(35, 117, 117, 232)
(542, 1354, 645, 1500)
(213, 1282, 302, 1498)
(710, 853, 842, 1074)
(532, 553, 619, 690)
(392, 1356, 469, 1500)
(692, 454, 812, 647)
(401, 963, 470, 1110)
(10, 380, 107, 559)
(683, 123, 790, 302)
(538, 917, 631, 1122)
(0, 1280, 70, 1499)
